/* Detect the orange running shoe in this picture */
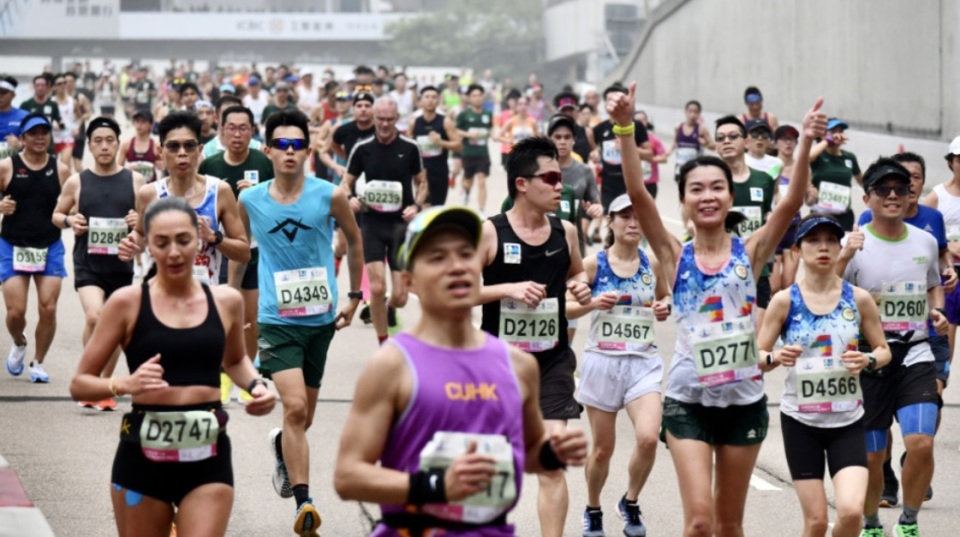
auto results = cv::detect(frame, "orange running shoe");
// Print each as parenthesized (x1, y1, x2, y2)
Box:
(96, 398, 118, 411)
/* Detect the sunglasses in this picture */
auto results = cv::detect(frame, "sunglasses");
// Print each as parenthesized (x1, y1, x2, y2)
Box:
(716, 133, 743, 143)
(355, 84, 373, 93)
(269, 138, 308, 151)
(749, 131, 771, 140)
(870, 184, 911, 198)
(526, 170, 563, 187)
(163, 140, 199, 153)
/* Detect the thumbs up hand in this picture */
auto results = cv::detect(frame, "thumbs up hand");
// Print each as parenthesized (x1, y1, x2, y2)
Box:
(803, 97, 827, 140)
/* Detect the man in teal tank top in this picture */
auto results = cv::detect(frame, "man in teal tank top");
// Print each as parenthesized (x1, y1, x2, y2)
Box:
(237, 108, 364, 537)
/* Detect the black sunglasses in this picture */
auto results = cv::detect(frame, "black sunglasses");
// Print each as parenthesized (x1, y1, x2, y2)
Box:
(163, 141, 199, 153)
(526, 170, 563, 187)
(870, 184, 910, 198)
(269, 138, 308, 151)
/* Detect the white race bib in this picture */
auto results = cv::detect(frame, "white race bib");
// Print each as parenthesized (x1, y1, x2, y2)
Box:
(13, 246, 47, 272)
(946, 224, 960, 243)
(87, 217, 128, 255)
(274, 267, 332, 318)
(675, 146, 698, 165)
(878, 281, 927, 337)
(416, 134, 442, 158)
(796, 356, 862, 413)
(364, 180, 403, 212)
(468, 127, 489, 146)
(140, 410, 220, 463)
(817, 182, 851, 213)
(601, 140, 622, 165)
(499, 297, 559, 352)
(732, 206, 762, 237)
(130, 161, 155, 182)
(595, 306, 654, 352)
(691, 316, 760, 387)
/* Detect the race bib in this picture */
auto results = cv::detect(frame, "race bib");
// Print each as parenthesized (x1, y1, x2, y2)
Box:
(601, 140, 622, 165)
(817, 182, 851, 213)
(364, 180, 403, 212)
(595, 306, 654, 352)
(274, 267, 332, 318)
(243, 170, 260, 185)
(732, 206, 762, 237)
(691, 316, 760, 387)
(140, 410, 219, 463)
(946, 224, 960, 243)
(468, 127, 489, 146)
(192, 264, 210, 284)
(499, 297, 559, 352)
(418, 432, 516, 524)
(796, 355, 862, 413)
(641, 161, 653, 182)
(512, 127, 533, 144)
(416, 134, 443, 158)
(675, 146, 698, 165)
(0, 143, 16, 160)
(87, 217, 128, 255)
(559, 200, 571, 216)
(13, 246, 47, 272)
(130, 161, 155, 182)
(878, 281, 927, 336)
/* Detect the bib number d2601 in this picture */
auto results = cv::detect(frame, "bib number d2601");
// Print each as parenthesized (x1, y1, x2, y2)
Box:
(691, 316, 760, 387)
(499, 298, 559, 352)
(275, 267, 332, 318)
(13, 246, 48, 272)
(140, 410, 220, 462)
(879, 281, 927, 336)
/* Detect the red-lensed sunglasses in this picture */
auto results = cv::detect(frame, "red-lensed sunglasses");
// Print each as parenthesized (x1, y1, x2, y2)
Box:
(526, 171, 563, 186)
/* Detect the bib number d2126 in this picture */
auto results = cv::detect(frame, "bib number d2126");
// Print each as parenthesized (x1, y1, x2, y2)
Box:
(499, 298, 559, 352)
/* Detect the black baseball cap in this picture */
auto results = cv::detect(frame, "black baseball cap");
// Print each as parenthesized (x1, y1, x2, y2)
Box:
(85, 116, 121, 138)
(862, 160, 910, 189)
(132, 109, 154, 124)
(745, 118, 772, 135)
(547, 114, 577, 136)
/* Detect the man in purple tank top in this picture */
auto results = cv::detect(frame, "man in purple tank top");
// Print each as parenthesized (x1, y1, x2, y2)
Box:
(335, 206, 587, 537)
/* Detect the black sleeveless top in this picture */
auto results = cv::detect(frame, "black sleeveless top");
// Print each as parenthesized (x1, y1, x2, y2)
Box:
(124, 282, 224, 388)
(481, 213, 570, 365)
(413, 113, 450, 175)
(1, 153, 61, 247)
(74, 168, 135, 274)
(573, 124, 591, 163)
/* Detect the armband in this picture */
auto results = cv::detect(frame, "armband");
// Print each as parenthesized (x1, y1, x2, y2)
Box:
(539, 441, 566, 471)
(63, 215, 71, 229)
(612, 123, 635, 137)
(408, 469, 446, 506)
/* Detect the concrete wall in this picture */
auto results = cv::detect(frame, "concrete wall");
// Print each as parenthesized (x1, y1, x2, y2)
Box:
(611, 0, 959, 141)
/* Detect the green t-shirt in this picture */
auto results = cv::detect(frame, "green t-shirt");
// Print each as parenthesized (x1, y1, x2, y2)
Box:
(456, 107, 493, 158)
(500, 184, 585, 255)
(732, 168, 775, 238)
(260, 102, 298, 125)
(198, 149, 274, 199)
(811, 150, 861, 212)
(20, 98, 62, 126)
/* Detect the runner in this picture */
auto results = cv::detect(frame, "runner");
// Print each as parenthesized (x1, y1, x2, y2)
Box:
(456, 83, 494, 213)
(758, 214, 892, 537)
(261, 81, 298, 126)
(197, 100, 218, 146)
(634, 111, 668, 200)
(199, 105, 274, 373)
(201, 95, 264, 160)
(546, 113, 602, 255)
(341, 97, 427, 344)
(20, 74, 62, 128)
(772, 125, 802, 292)
(52, 73, 81, 173)
(411, 85, 461, 206)
(69, 195, 276, 537)
(389, 72, 416, 135)
(238, 108, 363, 536)
(130, 67, 157, 117)
(808, 117, 862, 231)
(52, 116, 145, 410)
(295, 71, 320, 113)
(668, 100, 713, 180)
(744, 118, 783, 177)
(334, 205, 587, 537)
(589, 84, 651, 211)
(118, 110, 161, 184)
(320, 90, 376, 182)
(64, 71, 94, 174)
(498, 95, 539, 150)
(1, 114, 71, 383)
(179, 82, 201, 113)
(552, 90, 591, 162)
(496, 90, 521, 168)
(312, 90, 352, 184)
(568, 193, 672, 537)
(478, 136, 592, 537)
(242, 75, 270, 126)
(0, 76, 27, 159)
(618, 83, 824, 537)
(740, 86, 779, 132)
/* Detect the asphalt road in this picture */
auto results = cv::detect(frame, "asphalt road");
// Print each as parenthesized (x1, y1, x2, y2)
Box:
(2, 129, 959, 537)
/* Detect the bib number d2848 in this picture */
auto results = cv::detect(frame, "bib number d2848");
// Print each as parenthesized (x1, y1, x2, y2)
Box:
(499, 297, 559, 352)
(13, 246, 47, 272)
(418, 431, 517, 524)
(275, 267, 332, 318)
(797, 355, 862, 413)
(140, 410, 220, 462)
(87, 217, 128, 255)
(732, 206, 762, 238)
(691, 316, 760, 387)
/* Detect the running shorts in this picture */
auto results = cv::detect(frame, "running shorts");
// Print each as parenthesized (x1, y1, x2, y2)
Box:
(257, 322, 335, 389)
(661, 395, 769, 446)
(0, 238, 68, 282)
(780, 413, 866, 480)
(576, 351, 662, 413)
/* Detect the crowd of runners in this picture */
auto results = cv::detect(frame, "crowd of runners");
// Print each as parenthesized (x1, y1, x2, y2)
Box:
(1, 59, 958, 537)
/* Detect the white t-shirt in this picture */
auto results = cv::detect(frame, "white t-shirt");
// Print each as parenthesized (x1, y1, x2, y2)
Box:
(243, 92, 271, 124)
(745, 154, 783, 177)
(842, 222, 940, 365)
(390, 89, 416, 132)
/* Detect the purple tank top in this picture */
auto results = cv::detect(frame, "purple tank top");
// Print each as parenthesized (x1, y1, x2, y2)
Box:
(373, 332, 525, 537)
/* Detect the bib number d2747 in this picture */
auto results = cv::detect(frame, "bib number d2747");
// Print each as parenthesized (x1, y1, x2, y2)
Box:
(499, 297, 558, 352)
(796, 355, 861, 413)
(13, 246, 47, 272)
(691, 316, 760, 387)
(140, 410, 220, 462)
(418, 431, 517, 524)
(275, 267, 332, 318)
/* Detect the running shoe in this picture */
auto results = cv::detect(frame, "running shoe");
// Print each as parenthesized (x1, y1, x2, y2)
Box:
(894, 522, 920, 537)
(617, 495, 647, 537)
(387, 306, 402, 336)
(582, 507, 604, 537)
(220, 372, 232, 404)
(269, 428, 294, 498)
(6, 338, 26, 376)
(293, 498, 321, 536)
(78, 401, 97, 409)
(880, 462, 899, 508)
(96, 398, 118, 411)
(29, 362, 49, 383)
(860, 527, 884, 537)
(359, 303, 372, 324)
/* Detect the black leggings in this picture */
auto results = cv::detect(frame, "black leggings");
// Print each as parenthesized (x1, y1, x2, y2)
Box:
(426, 169, 449, 206)
(781, 413, 866, 480)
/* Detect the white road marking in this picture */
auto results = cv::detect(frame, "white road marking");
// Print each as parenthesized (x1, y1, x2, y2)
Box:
(749, 474, 781, 491)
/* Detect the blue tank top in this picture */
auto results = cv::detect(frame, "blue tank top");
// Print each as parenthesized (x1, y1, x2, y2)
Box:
(372, 332, 524, 537)
(156, 175, 220, 284)
(668, 237, 763, 407)
(585, 249, 659, 357)
(779, 282, 864, 427)
(240, 177, 337, 326)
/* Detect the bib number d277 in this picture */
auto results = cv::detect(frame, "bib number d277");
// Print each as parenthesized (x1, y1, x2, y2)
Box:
(691, 316, 760, 387)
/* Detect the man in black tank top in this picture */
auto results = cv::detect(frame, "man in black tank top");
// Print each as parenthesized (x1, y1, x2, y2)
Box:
(411, 85, 461, 206)
(319, 91, 376, 181)
(0, 113, 71, 384)
(52, 117, 146, 409)
(477, 136, 592, 537)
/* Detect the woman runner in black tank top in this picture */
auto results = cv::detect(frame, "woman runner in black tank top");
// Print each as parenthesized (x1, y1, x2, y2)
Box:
(70, 197, 276, 537)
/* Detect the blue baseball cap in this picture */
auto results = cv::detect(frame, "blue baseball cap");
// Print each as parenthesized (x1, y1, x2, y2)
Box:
(794, 215, 844, 246)
(248, 76, 261, 85)
(19, 114, 51, 136)
(745, 93, 762, 104)
(219, 83, 236, 94)
(826, 118, 848, 131)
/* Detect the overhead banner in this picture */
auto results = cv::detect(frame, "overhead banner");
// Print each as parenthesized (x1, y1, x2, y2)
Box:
(0, 0, 120, 38)
(117, 12, 404, 41)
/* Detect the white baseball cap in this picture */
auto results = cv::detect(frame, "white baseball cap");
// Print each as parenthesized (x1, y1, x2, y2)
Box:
(608, 194, 633, 214)
(948, 136, 960, 158)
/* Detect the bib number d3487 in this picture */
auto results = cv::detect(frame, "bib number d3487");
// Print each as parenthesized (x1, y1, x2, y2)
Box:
(275, 267, 332, 318)
(817, 181, 852, 213)
(13, 246, 47, 272)
(499, 298, 558, 352)
(140, 410, 220, 462)
(691, 316, 760, 387)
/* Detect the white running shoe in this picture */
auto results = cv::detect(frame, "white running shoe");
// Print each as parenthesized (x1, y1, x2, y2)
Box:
(268, 428, 294, 498)
(6, 339, 26, 376)
(29, 362, 49, 383)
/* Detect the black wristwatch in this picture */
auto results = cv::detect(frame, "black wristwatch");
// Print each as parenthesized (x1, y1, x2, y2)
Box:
(865, 352, 877, 371)
(246, 378, 267, 394)
(347, 291, 363, 300)
(210, 230, 224, 247)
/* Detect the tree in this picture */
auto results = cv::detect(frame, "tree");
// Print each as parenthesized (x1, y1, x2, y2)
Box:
(385, 0, 542, 84)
